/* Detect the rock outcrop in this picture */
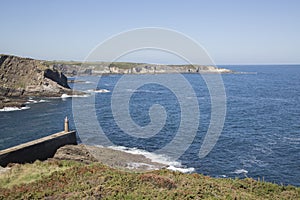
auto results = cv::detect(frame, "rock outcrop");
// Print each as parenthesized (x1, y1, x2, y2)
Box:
(53, 144, 98, 164)
(0, 55, 72, 108)
(53, 144, 167, 171)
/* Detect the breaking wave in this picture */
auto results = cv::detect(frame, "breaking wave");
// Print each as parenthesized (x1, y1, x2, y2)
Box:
(0, 106, 30, 112)
(107, 145, 195, 173)
(61, 93, 90, 98)
(232, 169, 248, 174)
(25, 99, 50, 104)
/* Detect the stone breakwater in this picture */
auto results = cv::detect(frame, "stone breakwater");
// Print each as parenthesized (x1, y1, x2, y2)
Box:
(0, 131, 77, 167)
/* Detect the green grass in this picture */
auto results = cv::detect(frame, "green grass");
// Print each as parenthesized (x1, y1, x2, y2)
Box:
(108, 62, 145, 69)
(0, 160, 299, 199)
(0, 160, 75, 188)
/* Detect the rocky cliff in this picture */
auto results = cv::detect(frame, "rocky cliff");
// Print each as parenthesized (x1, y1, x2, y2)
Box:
(48, 61, 233, 76)
(0, 55, 72, 108)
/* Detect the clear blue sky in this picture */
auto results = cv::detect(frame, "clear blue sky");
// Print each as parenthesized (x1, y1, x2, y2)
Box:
(1, 0, 299, 64)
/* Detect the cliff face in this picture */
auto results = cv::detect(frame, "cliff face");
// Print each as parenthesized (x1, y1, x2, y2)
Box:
(50, 62, 233, 76)
(0, 55, 72, 108)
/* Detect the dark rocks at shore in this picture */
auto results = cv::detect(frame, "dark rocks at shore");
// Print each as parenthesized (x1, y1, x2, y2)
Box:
(0, 97, 26, 109)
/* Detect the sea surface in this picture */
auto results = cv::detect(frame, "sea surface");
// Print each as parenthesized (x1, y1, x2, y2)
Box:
(0, 65, 299, 186)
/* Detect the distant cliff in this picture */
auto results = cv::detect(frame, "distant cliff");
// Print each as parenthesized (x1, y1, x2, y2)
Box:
(46, 61, 233, 76)
(0, 55, 72, 108)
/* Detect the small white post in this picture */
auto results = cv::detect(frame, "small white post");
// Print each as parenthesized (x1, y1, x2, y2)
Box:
(64, 116, 69, 132)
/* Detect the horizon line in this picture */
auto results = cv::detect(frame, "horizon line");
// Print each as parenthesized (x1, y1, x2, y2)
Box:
(1, 53, 300, 66)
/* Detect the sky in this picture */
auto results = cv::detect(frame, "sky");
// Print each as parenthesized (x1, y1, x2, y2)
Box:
(0, 0, 299, 64)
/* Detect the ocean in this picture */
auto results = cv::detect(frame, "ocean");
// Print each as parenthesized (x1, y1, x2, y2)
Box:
(0, 65, 299, 186)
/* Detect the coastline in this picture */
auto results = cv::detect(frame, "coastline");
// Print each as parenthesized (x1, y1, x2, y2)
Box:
(53, 144, 196, 173)
(0, 145, 299, 199)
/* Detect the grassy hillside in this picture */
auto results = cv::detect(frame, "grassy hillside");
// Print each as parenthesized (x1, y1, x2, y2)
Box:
(0, 160, 299, 199)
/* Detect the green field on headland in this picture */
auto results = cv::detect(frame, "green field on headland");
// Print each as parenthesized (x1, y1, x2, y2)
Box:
(0, 159, 299, 199)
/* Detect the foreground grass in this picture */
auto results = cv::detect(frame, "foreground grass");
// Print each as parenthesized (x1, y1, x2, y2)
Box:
(0, 160, 74, 188)
(0, 160, 299, 199)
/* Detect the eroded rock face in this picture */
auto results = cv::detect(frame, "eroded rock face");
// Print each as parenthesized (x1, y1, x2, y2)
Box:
(0, 55, 72, 108)
(44, 69, 70, 89)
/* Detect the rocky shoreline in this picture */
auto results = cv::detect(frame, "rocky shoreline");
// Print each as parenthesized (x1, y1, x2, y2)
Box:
(53, 144, 167, 172)
(0, 55, 84, 109)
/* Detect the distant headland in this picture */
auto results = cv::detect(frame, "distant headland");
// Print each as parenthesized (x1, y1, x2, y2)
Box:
(45, 60, 233, 76)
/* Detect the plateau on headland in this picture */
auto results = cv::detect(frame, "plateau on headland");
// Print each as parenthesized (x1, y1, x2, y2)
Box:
(46, 61, 233, 76)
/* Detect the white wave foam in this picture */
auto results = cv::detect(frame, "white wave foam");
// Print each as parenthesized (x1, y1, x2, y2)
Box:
(26, 99, 49, 104)
(0, 106, 30, 112)
(167, 165, 195, 173)
(126, 162, 159, 170)
(61, 93, 90, 98)
(220, 175, 227, 178)
(107, 145, 195, 173)
(85, 89, 110, 94)
(94, 89, 110, 93)
(38, 99, 49, 103)
(233, 169, 248, 174)
(26, 99, 38, 104)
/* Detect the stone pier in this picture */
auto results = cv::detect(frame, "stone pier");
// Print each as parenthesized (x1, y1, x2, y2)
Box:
(0, 118, 77, 167)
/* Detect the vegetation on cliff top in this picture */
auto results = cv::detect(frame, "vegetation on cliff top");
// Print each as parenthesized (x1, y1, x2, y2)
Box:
(0, 160, 299, 199)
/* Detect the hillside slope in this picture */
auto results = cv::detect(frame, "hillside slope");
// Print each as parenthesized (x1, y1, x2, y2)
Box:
(0, 159, 299, 199)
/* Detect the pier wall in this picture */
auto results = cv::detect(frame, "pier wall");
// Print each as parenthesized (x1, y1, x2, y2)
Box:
(0, 131, 77, 167)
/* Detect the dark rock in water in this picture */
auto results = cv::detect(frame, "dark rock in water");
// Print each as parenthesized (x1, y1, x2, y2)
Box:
(0, 54, 76, 108)
(0, 96, 26, 109)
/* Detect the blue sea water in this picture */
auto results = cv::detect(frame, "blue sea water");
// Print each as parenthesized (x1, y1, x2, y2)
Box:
(0, 65, 299, 186)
